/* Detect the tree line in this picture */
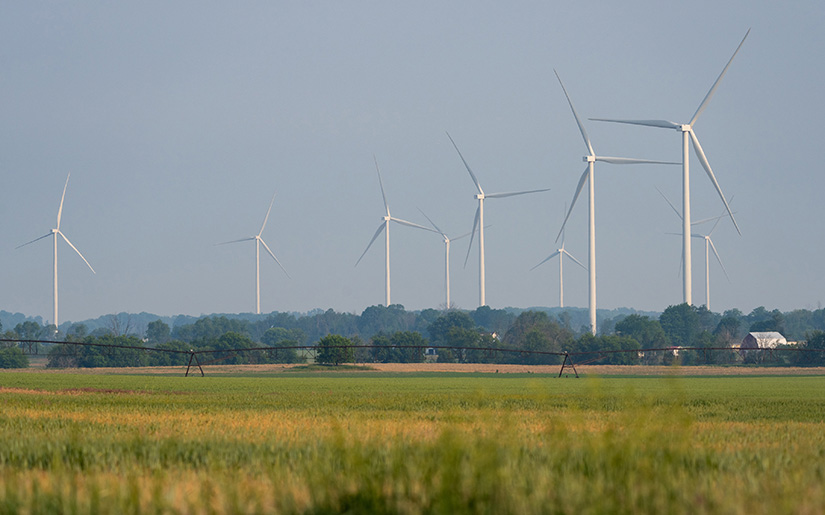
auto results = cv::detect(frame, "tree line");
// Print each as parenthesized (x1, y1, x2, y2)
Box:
(2, 304, 825, 369)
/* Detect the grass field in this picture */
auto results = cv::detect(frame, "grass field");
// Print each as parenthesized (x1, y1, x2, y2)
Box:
(1, 369, 824, 513)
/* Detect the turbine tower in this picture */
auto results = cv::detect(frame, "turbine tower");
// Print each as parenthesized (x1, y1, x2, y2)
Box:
(17, 174, 95, 329)
(446, 132, 549, 307)
(532, 206, 586, 308)
(217, 192, 289, 314)
(592, 30, 748, 306)
(418, 209, 477, 310)
(355, 157, 436, 307)
(659, 188, 731, 311)
(554, 71, 678, 334)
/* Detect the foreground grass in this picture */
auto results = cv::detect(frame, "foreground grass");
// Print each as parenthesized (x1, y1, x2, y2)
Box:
(1, 372, 824, 514)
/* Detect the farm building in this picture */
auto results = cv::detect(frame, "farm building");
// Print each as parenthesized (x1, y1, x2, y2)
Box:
(741, 332, 787, 349)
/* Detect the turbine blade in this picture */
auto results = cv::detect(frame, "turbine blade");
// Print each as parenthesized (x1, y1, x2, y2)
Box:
(417, 208, 445, 237)
(708, 238, 731, 282)
(555, 166, 589, 243)
(390, 217, 439, 233)
(16, 232, 53, 249)
(554, 70, 595, 156)
(485, 187, 550, 199)
(690, 29, 750, 126)
(562, 249, 588, 270)
(464, 205, 480, 268)
(258, 192, 277, 236)
(374, 156, 390, 216)
(656, 186, 682, 220)
(708, 194, 734, 236)
(446, 132, 484, 195)
(216, 237, 255, 246)
(590, 118, 681, 130)
(596, 156, 680, 165)
(56, 173, 70, 230)
(688, 130, 741, 234)
(453, 223, 487, 242)
(355, 223, 386, 267)
(58, 231, 95, 274)
(692, 213, 727, 226)
(530, 250, 560, 271)
(259, 238, 291, 278)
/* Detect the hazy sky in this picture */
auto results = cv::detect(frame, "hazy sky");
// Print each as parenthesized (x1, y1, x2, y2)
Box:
(2, 1, 823, 324)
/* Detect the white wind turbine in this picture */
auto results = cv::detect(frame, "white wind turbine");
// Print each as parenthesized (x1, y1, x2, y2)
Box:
(658, 188, 731, 311)
(355, 157, 437, 307)
(17, 174, 95, 329)
(554, 70, 678, 334)
(532, 205, 587, 308)
(592, 30, 749, 306)
(217, 192, 289, 315)
(418, 209, 478, 310)
(446, 132, 550, 307)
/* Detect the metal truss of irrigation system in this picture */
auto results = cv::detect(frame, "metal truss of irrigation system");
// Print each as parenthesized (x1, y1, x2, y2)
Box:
(3, 338, 823, 378)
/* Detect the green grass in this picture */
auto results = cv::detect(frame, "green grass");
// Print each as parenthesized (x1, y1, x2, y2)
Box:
(1, 372, 825, 513)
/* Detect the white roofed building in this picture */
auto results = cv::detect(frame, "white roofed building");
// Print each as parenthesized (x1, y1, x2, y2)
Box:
(741, 332, 787, 349)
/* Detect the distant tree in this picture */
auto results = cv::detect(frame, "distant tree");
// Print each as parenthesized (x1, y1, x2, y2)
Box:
(659, 304, 700, 348)
(746, 307, 785, 334)
(0, 347, 28, 368)
(427, 311, 475, 345)
(173, 316, 251, 344)
(501, 311, 573, 362)
(792, 331, 825, 366)
(146, 340, 192, 366)
(615, 315, 668, 365)
(714, 315, 742, 344)
(316, 334, 354, 365)
(471, 306, 515, 335)
(146, 320, 171, 344)
(14, 321, 43, 340)
(261, 327, 306, 364)
(573, 334, 641, 365)
(210, 332, 260, 364)
(369, 331, 426, 363)
(67, 323, 88, 340)
(262, 327, 306, 346)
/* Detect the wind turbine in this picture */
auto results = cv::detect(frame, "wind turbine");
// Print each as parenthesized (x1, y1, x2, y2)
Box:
(554, 70, 678, 334)
(355, 157, 436, 307)
(591, 30, 749, 306)
(418, 209, 478, 310)
(16, 174, 95, 329)
(446, 132, 549, 307)
(532, 205, 587, 308)
(658, 188, 731, 311)
(217, 192, 289, 315)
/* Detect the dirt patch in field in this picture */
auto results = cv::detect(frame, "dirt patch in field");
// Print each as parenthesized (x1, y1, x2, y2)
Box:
(3, 363, 825, 376)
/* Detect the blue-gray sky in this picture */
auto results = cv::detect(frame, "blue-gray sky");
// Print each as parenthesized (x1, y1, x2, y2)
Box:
(2, 1, 823, 323)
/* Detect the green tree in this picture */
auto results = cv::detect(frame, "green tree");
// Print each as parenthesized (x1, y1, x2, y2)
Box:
(14, 321, 43, 340)
(501, 311, 573, 360)
(316, 334, 354, 365)
(659, 304, 700, 348)
(427, 311, 475, 345)
(573, 334, 641, 365)
(714, 315, 742, 344)
(792, 331, 825, 366)
(615, 314, 668, 365)
(146, 320, 171, 344)
(0, 347, 28, 368)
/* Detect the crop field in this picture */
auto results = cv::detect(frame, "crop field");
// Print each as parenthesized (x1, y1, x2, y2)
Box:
(1, 369, 825, 514)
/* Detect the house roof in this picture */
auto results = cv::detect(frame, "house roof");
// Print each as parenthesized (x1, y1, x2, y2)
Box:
(748, 332, 786, 341)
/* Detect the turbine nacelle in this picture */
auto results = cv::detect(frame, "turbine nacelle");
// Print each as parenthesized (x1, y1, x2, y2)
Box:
(474, 193, 485, 200)
(583, 155, 596, 163)
(680, 124, 692, 132)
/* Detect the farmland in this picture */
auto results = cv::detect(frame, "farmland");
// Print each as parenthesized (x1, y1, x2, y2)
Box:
(1, 369, 825, 513)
